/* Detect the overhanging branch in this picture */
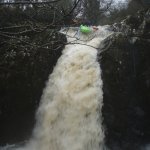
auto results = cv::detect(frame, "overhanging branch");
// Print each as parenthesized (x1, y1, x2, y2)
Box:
(0, 0, 61, 5)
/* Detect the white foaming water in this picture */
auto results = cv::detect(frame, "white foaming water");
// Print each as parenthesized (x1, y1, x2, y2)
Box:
(0, 26, 112, 150)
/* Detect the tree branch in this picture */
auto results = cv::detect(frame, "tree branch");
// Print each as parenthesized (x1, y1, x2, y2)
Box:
(0, 0, 61, 5)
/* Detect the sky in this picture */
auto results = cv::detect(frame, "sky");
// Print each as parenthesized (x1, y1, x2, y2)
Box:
(112, 0, 128, 8)
(114, 0, 127, 2)
(114, 0, 128, 5)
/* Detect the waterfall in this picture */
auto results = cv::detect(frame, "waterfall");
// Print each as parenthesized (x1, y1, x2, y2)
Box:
(0, 26, 112, 150)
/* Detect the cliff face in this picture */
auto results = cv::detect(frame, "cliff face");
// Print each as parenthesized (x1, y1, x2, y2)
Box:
(100, 9, 150, 150)
(0, 32, 66, 145)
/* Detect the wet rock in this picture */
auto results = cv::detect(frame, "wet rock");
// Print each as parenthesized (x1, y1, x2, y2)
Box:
(100, 8, 150, 150)
(112, 9, 150, 38)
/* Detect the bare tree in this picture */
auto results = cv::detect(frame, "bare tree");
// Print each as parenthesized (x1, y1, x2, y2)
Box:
(0, 0, 83, 51)
(75, 0, 113, 25)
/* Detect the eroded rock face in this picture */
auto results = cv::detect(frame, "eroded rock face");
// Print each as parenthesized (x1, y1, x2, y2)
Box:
(100, 9, 150, 150)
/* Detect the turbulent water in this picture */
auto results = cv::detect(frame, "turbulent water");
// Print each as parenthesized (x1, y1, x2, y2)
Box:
(0, 26, 113, 150)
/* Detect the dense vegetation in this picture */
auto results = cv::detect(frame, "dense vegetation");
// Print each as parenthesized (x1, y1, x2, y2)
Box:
(0, 1, 67, 144)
